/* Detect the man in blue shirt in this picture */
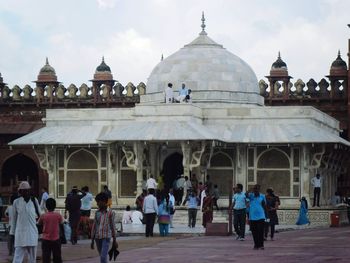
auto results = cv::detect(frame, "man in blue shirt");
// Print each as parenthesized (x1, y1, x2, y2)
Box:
(187, 190, 199, 228)
(232, 183, 248, 241)
(246, 184, 267, 250)
(176, 83, 189, 102)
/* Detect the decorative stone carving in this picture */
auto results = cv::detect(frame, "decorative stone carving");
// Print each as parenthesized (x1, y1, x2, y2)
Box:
(34, 147, 55, 174)
(294, 79, 305, 96)
(137, 82, 146, 95)
(309, 145, 325, 168)
(306, 78, 318, 95)
(318, 78, 330, 97)
(190, 142, 206, 171)
(22, 85, 33, 100)
(258, 79, 268, 97)
(67, 84, 78, 98)
(56, 84, 66, 100)
(2, 86, 10, 99)
(12, 85, 22, 101)
(79, 84, 89, 99)
(122, 146, 137, 171)
(113, 83, 124, 97)
(125, 82, 135, 97)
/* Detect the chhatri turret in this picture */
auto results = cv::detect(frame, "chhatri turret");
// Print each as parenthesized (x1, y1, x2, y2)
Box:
(326, 50, 348, 99)
(265, 52, 292, 98)
(90, 57, 116, 102)
(34, 57, 60, 88)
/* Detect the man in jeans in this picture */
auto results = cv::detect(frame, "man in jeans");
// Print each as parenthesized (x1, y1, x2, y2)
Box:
(187, 190, 199, 228)
(142, 189, 158, 237)
(232, 184, 248, 241)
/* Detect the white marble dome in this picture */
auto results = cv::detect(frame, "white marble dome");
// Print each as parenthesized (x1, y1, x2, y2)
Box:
(143, 24, 263, 105)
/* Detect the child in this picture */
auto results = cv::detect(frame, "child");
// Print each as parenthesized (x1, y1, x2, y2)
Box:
(37, 198, 64, 263)
(91, 192, 118, 263)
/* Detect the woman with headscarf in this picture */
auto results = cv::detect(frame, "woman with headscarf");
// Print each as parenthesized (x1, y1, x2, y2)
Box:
(296, 197, 310, 225)
(202, 189, 213, 228)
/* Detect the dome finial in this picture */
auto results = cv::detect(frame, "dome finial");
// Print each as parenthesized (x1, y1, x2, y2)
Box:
(46, 57, 49, 65)
(102, 56, 105, 63)
(337, 50, 341, 57)
(200, 11, 207, 35)
(278, 51, 281, 59)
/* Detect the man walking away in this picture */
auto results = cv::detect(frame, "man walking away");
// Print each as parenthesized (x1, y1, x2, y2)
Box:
(143, 189, 158, 237)
(232, 184, 248, 241)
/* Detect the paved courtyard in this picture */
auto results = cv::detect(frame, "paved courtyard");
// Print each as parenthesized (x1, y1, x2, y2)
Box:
(1, 226, 349, 262)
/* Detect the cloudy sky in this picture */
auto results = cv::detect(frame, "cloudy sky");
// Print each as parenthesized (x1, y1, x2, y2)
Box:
(0, 0, 349, 87)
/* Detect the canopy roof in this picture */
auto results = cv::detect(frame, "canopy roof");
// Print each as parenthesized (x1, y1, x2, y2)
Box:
(9, 120, 350, 147)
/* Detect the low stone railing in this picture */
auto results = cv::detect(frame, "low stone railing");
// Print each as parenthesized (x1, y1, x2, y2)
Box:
(259, 78, 347, 100)
(0, 82, 146, 105)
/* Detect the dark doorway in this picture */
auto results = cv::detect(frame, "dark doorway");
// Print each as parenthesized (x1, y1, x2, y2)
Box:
(162, 152, 183, 190)
(1, 153, 39, 194)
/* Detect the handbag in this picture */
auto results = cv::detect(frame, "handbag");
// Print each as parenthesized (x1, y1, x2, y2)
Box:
(59, 224, 67, 244)
(158, 214, 170, 224)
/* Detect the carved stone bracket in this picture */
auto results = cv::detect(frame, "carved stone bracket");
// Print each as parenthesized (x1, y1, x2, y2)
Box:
(121, 142, 145, 172)
(34, 147, 55, 174)
(190, 141, 206, 171)
(121, 146, 137, 171)
(308, 145, 325, 169)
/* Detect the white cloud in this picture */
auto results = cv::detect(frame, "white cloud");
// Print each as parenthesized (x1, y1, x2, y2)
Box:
(96, 0, 118, 9)
(0, 0, 349, 88)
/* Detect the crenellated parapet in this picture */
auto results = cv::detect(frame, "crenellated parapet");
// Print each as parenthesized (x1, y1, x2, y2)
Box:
(259, 77, 347, 100)
(0, 82, 146, 107)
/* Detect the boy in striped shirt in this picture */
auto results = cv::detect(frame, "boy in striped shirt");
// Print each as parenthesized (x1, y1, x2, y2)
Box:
(91, 192, 118, 263)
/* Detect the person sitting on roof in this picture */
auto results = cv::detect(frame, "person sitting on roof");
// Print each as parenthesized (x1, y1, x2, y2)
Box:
(175, 83, 189, 103)
(184, 89, 192, 103)
(165, 83, 174, 103)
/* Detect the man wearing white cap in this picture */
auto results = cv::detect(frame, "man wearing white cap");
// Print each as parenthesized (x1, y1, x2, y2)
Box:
(10, 181, 41, 263)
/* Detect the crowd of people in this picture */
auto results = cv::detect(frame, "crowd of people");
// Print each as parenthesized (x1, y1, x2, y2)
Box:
(6, 172, 350, 262)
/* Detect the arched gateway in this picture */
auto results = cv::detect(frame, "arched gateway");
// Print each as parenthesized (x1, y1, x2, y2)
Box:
(1, 153, 39, 195)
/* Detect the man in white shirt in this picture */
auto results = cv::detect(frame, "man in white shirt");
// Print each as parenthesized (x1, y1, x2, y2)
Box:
(39, 187, 49, 211)
(146, 175, 158, 190)
(131, 208, 144, 225)
(311, 173, 322, 207)
(80, 186, 93, 217)
(11, 181, 41, 263)
(142, 189, 158, 237)
(165, 83, 174, 103)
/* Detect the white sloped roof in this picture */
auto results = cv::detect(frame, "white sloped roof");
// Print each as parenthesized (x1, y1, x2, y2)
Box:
(8, 126, 111, 145)
(9, 121, 350, 147)
(209, 123, 350, 146)
(99, 121, 217, 142)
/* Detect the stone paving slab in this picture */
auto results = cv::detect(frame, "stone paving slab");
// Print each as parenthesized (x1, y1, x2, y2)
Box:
(1, 226, 349, 262)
